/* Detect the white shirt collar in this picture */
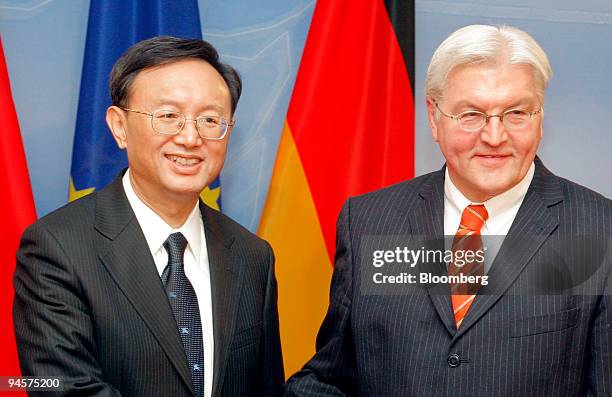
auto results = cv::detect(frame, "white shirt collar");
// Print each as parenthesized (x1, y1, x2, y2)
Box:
(122, 169, 202, 263)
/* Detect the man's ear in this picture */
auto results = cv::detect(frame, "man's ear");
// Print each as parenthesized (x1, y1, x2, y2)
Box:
(426, 97, 440, 142)
(225, 121, 235, 140)
(539, 109, 544, 138)
(106, 106, 128, 149)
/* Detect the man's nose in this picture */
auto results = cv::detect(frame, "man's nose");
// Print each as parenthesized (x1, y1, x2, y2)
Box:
(480, 115, 508, 146)
(176, 119, 202, 146)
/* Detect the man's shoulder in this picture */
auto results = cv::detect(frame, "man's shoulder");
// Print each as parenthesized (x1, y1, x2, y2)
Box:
(549, 173, 611, 221)
(529, 160, 611, 235)
(348, 170, 442, 212)
(203, 205, 271, 253)
(29, 188, 99, 235)
(554, 174, 610, 208)
(536, 159, 610, 212)
(24, 176, 129, 244)
(17, 188, 104, 261)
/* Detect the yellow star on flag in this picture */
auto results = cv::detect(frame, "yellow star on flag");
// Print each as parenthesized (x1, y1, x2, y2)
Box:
(69, 177, 95, 202)
(200, 185, 221, 211)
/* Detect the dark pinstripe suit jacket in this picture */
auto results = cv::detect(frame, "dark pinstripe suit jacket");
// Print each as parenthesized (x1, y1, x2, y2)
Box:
(285, 158, 611, 396)
(14, 176, 284, 396)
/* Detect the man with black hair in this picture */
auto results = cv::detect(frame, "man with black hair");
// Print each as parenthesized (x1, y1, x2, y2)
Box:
(14, 36, 283, 397)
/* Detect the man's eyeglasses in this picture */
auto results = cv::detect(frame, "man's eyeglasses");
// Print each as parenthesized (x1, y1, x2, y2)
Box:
(434, 101, 543, 132)
(120, 107, 234, 140)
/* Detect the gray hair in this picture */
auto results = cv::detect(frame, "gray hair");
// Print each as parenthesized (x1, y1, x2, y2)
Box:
(425, 25, 552, 103)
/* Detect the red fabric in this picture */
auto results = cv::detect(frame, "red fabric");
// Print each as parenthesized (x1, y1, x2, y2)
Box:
(287, 0, 415, 260)
(0, 37, 36, 387)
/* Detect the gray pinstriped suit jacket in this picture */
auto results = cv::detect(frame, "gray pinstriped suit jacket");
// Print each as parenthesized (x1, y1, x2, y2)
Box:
(285, 158, 611, 396)
(14, 175, 284, 396)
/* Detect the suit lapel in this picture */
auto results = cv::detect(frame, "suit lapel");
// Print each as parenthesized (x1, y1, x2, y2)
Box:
(412, 169, 457, 336)
(200, 203, 244, 397)
(94, 177, 195, 395)
(455, 158, 563, 337)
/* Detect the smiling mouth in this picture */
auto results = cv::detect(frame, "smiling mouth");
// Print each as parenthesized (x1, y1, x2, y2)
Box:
(167, 155, 202, 166)
(476, 154, 510, 158)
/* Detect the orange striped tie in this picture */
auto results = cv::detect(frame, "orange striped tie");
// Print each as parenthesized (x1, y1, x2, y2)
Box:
(449, 204, 488, 328)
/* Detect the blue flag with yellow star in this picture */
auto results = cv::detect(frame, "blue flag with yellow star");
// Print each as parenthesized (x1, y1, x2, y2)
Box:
(70, 0, 221, 210)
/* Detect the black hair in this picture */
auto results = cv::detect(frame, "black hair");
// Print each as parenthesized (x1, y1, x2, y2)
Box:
(109, 36, 241, 114)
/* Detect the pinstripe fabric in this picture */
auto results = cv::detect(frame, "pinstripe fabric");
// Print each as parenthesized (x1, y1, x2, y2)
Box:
(284, 158, 612, 396)
(13, 174, 284, 396)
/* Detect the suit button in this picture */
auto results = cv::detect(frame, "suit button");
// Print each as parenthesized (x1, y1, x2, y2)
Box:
(448, 353, 460, 368)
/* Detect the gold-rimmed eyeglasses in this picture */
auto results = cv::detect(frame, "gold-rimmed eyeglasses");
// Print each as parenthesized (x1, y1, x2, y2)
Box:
(434, 101, 542, 132)
(120, 107, 234, 140)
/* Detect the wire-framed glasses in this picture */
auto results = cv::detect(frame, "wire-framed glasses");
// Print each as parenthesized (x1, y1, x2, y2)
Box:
(120, 107, 234, 140)
(434, 101, 542, 132)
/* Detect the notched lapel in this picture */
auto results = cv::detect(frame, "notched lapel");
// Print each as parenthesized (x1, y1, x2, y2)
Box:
(414, 170, 457, 336)
(456, 159, 563, 336)
(95, 178, 195, 395)
(201, 203, 244, 397)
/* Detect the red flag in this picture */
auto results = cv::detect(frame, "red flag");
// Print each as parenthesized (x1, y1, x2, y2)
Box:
(259, 1, 414, 375)
(0, 36, 36, 389)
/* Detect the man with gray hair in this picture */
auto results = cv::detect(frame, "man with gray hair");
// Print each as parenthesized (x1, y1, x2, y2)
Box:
(284, 25, 611, 395)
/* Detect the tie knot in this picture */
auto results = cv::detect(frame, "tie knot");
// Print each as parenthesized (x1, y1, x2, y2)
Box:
(459, 204, 488, 232)
(164, 232, 188, 265)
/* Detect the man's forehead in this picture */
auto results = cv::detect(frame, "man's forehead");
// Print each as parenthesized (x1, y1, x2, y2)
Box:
(126, 59, 231, 106)
(131, 58, 224, 85)
(443, 62, 539, 106)
(446, 62, 534, 83)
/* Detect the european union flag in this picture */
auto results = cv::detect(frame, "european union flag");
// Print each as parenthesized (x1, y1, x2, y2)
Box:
(70, 0, 222, 210)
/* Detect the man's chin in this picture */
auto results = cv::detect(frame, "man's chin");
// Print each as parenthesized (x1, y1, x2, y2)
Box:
(161, 179, 208, 198)
(474, 179, 516, 200)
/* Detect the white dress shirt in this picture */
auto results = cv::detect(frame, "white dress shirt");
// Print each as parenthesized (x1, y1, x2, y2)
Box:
(443, 162, 535, 272)
(123, 170, 213, 397)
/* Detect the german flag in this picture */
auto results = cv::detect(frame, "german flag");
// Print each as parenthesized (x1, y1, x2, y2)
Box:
(259, 1, 415, 376)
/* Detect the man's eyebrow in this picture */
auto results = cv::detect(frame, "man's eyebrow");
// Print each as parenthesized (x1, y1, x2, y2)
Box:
(148, 98, 182, 109)
(199, 104, 224, 113)
(451, 100, 480, 110)
(450, 97, 538, 111)
(148, 99, 225, 113)
(446, 100, 483, 112)
(505, 97, 539, 109)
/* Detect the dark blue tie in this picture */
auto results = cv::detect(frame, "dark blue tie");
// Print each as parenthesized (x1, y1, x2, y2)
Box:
(162, 232, 204, 397)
